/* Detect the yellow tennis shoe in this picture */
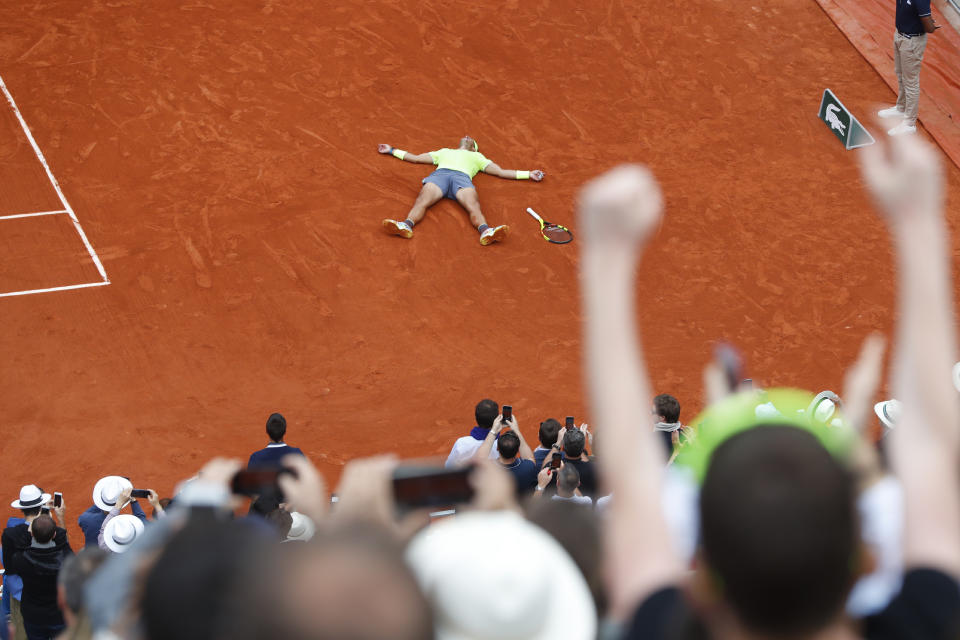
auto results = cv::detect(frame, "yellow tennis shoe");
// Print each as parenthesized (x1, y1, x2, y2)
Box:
(382, 219, 413, 239)
(480, 224, 508, 246)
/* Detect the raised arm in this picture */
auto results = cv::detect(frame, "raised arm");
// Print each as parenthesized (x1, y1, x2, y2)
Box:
(377, 143, 434, 164)
(859, 134, 960, 577)
(473, 415, 503, 462)
(579, 166, 683, 618)
(506, 415, 535, 461)
(481, 162, 545, 182)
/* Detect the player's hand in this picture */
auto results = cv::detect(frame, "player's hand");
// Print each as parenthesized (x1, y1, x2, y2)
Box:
(859, 133, 942, 225)
(531, 170, 545, 182)
(377, 144, 392, 154)
(578, 164, 663, 248)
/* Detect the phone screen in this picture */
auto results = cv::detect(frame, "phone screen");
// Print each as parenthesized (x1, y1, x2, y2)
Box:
(549, 452, 562, 469)
(392, 466, 474, 509)
(565, 416, 575, 429)
(502, 405, 513, 423)
(53, 492, 62, 508)
(130, 489, 151, 499)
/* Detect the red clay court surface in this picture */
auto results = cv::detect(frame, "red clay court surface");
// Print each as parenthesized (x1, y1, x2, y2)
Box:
(2, 1, 960, 540)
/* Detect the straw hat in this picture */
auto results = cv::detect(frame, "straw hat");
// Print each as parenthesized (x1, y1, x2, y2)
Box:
(286, 511, 316, 542)
(93, 476, 133, 511)
(873, 400, 901, 430)
(102, 514, 144, 553)
(406, 511, 596, 640)
(11, 485, 50, 510)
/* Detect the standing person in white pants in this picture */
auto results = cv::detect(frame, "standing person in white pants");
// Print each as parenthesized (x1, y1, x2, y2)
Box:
(877, 0, 940, 136)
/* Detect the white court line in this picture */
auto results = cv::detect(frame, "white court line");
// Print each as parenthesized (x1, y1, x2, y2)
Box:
(0, 209, 67, 220)
(0, 280, 110, 298)
(0, 73, 110, 292)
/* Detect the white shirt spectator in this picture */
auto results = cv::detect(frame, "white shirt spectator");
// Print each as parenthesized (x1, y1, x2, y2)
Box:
(551, 495, 593, 506)
(444, 433, 499, 468)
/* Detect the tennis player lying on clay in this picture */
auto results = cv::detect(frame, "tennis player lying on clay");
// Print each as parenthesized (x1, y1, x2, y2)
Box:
(377, 136, 544, 245)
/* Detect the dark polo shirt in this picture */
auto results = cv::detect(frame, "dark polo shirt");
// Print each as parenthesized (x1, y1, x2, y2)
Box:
(896, 0, 932, 36)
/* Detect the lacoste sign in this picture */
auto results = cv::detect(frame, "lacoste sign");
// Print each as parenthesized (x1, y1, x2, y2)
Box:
(818, 89, 875, 150)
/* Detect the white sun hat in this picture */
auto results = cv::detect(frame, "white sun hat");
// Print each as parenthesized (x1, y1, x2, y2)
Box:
(873, 399, 902, 430)
(102, 514, 145, 553)
(808, 390, 841, 424)
(286, 511, 316, 542)
(406, 511, 596, 640)
(93, 476, 133, 512)
(11, 485, 51, 510)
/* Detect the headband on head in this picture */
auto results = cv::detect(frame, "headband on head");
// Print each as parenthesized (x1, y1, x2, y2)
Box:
(472, 139, 479, 152)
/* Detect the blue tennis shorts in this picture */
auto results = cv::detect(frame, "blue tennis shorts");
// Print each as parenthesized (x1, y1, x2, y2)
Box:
(423, 169, 475, 200)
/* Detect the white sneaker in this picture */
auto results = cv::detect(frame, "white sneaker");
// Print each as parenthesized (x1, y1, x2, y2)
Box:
(877, 106, 905, 119)
(887, 122, 917, 136)
(479, 224, 509, 246)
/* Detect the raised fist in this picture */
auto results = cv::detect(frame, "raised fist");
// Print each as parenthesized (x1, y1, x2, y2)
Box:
(859, 134, 942, 224)
(577, 164, 663, 247)
(377, 144, 392, 154)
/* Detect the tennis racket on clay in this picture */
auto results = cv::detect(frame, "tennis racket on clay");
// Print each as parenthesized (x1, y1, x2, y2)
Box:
(526, 208, 573, 244)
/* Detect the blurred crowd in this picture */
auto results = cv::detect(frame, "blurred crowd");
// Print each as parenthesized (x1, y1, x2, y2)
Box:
(2, 134, 959, 640)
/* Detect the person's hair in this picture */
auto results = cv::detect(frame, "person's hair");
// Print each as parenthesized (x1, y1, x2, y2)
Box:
(525, 500, 605, 614)
(21, 506, 41, 517)
(557, 464, 581, 494)
(266, 413, 287, 442)
(216, 524, 433, 640)
(699, 425, 858, 636)
(498, 432, 520, 459)
(31, 514, 56, 544)
(562, 429, 586, 458)
(538, 419, 561, 448)
(266, 508, 293, 540)
(143, 515, 269, 640)
(474, 399, 499, 429)
(653, 394, 681, 423)
(248, 494, 280, 518)
(59, 547, 109, 614)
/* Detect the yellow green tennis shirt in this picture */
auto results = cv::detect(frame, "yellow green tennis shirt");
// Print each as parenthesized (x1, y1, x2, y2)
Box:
(429, 148, 492, 179)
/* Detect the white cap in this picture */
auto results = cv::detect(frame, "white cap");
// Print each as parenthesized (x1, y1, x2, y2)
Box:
(406, 511, 596, 640)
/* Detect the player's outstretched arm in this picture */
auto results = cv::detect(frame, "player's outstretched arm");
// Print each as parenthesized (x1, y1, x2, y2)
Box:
(859, 133, 960, 577)
(377, 143, 433, 164)
(579, 166, 682, 618)
(481, 162, 544, 182)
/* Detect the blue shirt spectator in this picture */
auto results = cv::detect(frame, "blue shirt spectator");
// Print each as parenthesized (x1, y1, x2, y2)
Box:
(3, 516, 25, 601)
(78, 503, 146, 549)
(533, 419, 562, 470)
(502, 458, 539, 494)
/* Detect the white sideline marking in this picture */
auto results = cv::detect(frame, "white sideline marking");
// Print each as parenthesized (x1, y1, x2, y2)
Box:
(0, 209, 67, 220)
(0, 73, 109, 296)
(0, 280, 110, 298)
